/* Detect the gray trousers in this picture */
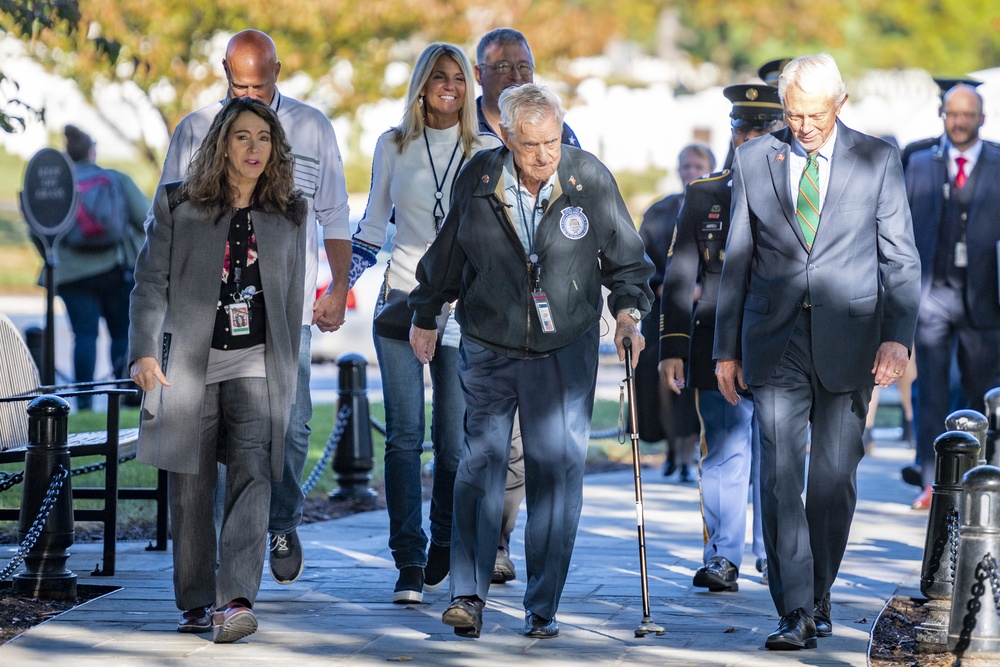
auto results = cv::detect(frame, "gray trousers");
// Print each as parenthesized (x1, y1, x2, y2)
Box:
(169, 377, 272, 611)
(751, 311, 870, 617)
(451, 327, 598, 619)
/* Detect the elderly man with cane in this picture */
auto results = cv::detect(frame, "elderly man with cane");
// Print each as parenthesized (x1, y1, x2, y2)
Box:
(409, 83, 653, 640)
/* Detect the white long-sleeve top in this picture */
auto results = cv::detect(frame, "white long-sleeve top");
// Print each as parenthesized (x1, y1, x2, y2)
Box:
(158, 90, 351, 325)
(353, 125, 501, 293)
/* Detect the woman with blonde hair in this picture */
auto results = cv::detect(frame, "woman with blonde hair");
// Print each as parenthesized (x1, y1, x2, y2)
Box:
(129, 96, 307, 643)
(350, 42, 501, 603)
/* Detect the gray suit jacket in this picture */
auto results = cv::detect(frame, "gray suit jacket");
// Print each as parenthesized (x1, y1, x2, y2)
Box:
(714, 121, 920, 393)
(128, 184, 307, 477)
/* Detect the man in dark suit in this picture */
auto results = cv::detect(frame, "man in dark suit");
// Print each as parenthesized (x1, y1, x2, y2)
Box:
(906, 83, 1000, 508)
(901, 78, 983, 169)
(714, 54, 921, 651)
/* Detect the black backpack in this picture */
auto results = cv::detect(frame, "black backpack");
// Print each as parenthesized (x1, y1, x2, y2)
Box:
(64, 164, 128, 250)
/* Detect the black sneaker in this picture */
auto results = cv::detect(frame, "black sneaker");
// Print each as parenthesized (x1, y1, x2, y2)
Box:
(268, 529, 304, 584)
(424, 542, 450, 593)
(393, 566, 424, 604)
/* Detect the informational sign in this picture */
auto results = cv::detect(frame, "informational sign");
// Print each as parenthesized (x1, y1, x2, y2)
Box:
(18, 147, 78, 386)
(20, 147, 77, 250)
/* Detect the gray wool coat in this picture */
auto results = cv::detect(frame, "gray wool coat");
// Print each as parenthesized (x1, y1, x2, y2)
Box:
(128, 183, 307, 479)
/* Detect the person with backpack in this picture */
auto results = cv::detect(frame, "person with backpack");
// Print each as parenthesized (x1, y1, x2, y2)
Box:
(53, 125, 148, 408)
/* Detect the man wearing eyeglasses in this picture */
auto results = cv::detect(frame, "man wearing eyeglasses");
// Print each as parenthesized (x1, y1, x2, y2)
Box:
(906, 83, 1000, 508)
(472, 27, 583, 588)
(475, 28, 580, 147)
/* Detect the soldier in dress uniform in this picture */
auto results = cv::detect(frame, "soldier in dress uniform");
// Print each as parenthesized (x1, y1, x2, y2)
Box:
(659, 81, 784, 592)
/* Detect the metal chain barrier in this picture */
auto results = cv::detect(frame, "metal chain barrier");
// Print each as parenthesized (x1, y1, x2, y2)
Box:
(70, 454, 136, 478)
(947, 507, 961, 581)
(0, 454, 137, 495)
(982, 553, 1000, 615)
(0, 470, 24, 493)
(301, 404, 351, 496)
(0, 464, 69, 581)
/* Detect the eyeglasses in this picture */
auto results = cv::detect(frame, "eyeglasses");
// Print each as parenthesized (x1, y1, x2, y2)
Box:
(943, 111, 982, 121)
(484, 61, 534, 77)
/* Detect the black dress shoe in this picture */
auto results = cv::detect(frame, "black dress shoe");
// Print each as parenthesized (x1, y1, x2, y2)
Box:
(524, 611, 559, 639)
(177, 605, 213, 633)
(764, 609, 817, 650)
(814, 592, 832, 637)
(442, 596, 484, 638)
(692, 556, 739, 592)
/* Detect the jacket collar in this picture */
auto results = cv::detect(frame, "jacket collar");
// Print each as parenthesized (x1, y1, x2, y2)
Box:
(474, 145, 586, 209)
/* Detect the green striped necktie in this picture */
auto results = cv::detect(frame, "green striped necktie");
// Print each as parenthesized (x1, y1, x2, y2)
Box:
(796, 151, 821, 249)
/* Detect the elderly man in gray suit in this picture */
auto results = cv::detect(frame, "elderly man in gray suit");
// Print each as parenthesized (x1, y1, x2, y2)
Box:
(714, 54, 920, 651)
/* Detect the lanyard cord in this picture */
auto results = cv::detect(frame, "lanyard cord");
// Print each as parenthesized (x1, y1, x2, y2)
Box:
(515, 169, 543, 263)
(423, 129, 462, 234)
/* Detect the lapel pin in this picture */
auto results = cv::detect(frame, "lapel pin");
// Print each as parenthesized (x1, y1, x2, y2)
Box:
(569, 175, 577, 186)
(776, 154, 785, 162)
(482, 174, 490, 184)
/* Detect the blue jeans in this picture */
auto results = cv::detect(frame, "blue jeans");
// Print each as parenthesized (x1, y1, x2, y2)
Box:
(58, 267, 133, 406)
(373, 331, 463, 570)
(268, 325, 312, 534)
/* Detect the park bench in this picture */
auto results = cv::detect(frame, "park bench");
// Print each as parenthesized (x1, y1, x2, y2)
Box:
(0, 312, 167, 576)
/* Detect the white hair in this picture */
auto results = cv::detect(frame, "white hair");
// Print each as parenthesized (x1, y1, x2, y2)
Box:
(778, 54, 848, 107)
(498, 83, 566, 136)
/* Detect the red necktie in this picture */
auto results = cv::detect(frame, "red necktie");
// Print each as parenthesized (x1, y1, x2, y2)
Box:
(955, 156, 968, 189)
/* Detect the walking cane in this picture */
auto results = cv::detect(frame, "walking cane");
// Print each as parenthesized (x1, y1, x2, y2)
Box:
(622, 336, 665, 637)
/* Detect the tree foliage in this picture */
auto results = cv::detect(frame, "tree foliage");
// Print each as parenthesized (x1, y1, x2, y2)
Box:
(8, 0, 644, 163)
(672, 0, 1000, 80)
(3, 0, 1000, 163)
(0, 0, 82, 131)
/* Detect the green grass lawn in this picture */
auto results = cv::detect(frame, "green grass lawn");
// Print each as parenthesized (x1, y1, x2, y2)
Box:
(0, 399, 651, 535)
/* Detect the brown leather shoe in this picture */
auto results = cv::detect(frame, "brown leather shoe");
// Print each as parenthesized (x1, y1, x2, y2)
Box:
(212, 602, 257, 643)
(177, 606, 213, 633)
(912, 485, 932, 510)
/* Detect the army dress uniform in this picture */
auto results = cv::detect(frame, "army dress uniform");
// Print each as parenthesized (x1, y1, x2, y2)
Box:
(660, 82, 782, 590)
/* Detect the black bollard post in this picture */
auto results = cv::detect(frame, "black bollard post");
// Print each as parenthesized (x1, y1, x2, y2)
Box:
(946, 409, 989, 466)
(915, 430, 981, 652)
(13, 395, 77, 600)
(947, 465, 1000, 659)
(984, 388, 1000, 466)
(329, 353, 377, 508)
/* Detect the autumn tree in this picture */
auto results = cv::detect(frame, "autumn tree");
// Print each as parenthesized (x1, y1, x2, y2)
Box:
(670, 0, 1000, 81)
(0, 0, 84, 132)
(9, 0, 650, 167)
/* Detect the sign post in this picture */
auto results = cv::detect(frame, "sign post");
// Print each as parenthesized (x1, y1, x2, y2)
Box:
(19, 148, 77, 386)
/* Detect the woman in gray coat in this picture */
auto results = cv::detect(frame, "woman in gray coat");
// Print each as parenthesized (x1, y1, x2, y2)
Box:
(128, 97, 307, 644)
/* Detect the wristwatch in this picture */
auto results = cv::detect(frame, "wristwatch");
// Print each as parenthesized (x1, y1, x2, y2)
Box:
(621, 308, 642, 323)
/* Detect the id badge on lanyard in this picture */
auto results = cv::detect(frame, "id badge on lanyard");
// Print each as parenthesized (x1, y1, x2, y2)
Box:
(530, 261, 556, 333)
